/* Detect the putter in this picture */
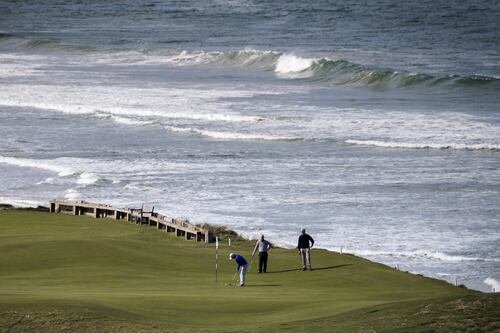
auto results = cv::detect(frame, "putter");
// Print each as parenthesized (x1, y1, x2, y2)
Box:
(225, 271, 238, 286)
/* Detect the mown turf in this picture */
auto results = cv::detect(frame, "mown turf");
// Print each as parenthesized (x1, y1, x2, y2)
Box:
(0, 210, 498, 332)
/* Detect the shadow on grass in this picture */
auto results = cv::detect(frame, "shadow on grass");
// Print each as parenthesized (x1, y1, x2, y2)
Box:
(245, 284, 281, 287)
(266, 264, 352, 274)
(224, 284, 281, 288)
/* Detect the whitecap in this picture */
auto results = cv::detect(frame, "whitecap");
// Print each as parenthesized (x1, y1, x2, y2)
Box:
(0, 156, 75, 176)
(76, 172, 99, 186)
(340, 248, 500, 263)
(275, 54, 315, 74)
(484, 277, 500, 292)
(345, 139, 500, 151)
(0, 197, 44, 208)
(109, 115, 155, 126)
(164, 126, 301, 141)
(64, 188, 81, 200)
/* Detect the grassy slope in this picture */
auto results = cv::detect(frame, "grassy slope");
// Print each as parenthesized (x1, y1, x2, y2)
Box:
(0, 210, 498, 332)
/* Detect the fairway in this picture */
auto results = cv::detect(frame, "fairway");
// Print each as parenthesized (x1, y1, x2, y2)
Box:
(0, 210, 498, 332)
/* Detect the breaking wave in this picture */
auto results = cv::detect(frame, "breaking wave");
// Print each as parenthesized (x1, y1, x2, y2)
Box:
(345, 249, 500, 263)
(484, 278, 500, 292)
(2, 33, 499, 90)
(0, 156, 100, 186)
(107, 115, 156, 126)
(76, 172, 99, 186)
(0, 155, 74, 176)
(275, 54, 315, 76)
(273, 54, 500, 89)
(0, 101, 263, 124)
(346, 139, 500, 151)
(0, 196, 44, 208)
(152, 49, 500, 89)
(164, 126, 302, 141)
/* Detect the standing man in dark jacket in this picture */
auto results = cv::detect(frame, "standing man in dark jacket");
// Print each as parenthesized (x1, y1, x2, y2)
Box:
(252, 234, 271, 273)
(297, 228, 314, 271)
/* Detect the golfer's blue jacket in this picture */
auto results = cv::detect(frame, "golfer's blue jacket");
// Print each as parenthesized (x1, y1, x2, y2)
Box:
(234, 255, 247, 269)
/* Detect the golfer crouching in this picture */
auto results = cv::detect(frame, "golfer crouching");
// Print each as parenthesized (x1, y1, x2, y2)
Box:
(229, 253, 248, 287)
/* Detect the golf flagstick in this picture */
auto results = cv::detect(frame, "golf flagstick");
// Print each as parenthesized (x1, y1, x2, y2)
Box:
(248, 255, 254, 273)
(215, 237, 219, 283)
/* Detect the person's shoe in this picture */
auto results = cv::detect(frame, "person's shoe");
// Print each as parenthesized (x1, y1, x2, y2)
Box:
(258, 271, 262, 274)
(263, 270, 266, 273)
(309, 268, 313, 271)
(239, 284, 245, 287)
(302, 268, 307, 271)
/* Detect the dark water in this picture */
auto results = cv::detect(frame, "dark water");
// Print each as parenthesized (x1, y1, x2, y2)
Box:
(0, 0, 499, 292)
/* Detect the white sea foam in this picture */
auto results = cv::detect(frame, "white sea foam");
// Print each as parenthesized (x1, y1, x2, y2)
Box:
(76, 172, 99, 186)
(123, 183, 142, 190)
(64, 188, 81, 200)
(342, 249, 500, 263)
(346, 139, 500, 151)
(110, 116, 155, 126)
(164, 126, 193, 134)
(0, 197, 44, 208)
(0, 100, 95, 115)
(0, 100, 262, 124)
(301, 109, 500, 151)
(275, 54, 315, 74)
(9, 68, 498, 152)
(0, 156, 100, 187)
(0, 156, 75, 176)
(484, 277, 500, 292)
(0, 54, 54, 78)
(164, 126, 301, 141)
(36, 177, 58, 185)
(0, 84, 266, 126)
(152, 112, 263, 123)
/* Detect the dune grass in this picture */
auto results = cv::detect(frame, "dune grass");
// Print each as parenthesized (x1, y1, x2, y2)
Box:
(0, 210, 498, 332)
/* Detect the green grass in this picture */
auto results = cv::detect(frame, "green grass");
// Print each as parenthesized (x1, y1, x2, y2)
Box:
(0, 210, 498, 332)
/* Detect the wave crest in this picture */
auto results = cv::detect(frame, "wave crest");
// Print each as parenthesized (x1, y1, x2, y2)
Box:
(275, 54, 500, 89)
(0, 156, 75, 176)
(164, 126, 303, 141)
(2, 33, 498, 90)
(346, 139, 500, 151)
(275, 54, 315, 76)
(484, 277, 500, 292)
(0, 156, 100, 187)
(345, 249, 500, 263)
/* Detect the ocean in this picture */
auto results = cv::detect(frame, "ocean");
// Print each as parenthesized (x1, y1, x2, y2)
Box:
(0, 0, 499, 292)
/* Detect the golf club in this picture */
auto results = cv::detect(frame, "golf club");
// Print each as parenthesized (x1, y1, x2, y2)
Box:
(225, 271, 238, 286)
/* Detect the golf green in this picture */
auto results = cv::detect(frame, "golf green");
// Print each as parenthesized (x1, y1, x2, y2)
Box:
(0, 210, 498, 332)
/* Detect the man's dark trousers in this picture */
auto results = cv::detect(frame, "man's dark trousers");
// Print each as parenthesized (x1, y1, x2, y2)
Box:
(258, 252, 268, 273)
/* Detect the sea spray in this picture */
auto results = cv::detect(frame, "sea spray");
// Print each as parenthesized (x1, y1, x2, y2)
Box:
(484, 278, 500, 292)
(275, 54, 316, 76)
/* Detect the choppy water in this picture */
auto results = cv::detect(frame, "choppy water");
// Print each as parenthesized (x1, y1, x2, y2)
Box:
(1, 0, 499, 292)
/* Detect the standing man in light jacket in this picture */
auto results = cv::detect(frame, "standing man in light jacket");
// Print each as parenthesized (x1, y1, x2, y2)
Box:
(252, 234, 272, 273)
(298, 228, 314, 271)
